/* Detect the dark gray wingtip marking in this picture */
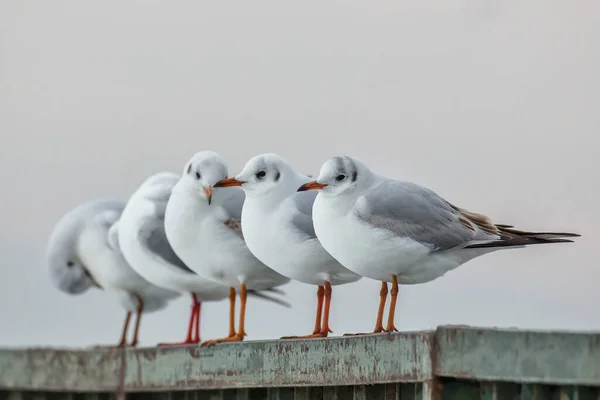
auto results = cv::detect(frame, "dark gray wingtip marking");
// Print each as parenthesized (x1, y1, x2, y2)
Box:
(248, 290, 291, 308)
(464, 226, 580, 249)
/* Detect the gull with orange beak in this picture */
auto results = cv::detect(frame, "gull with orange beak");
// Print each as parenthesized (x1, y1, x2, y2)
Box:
(164, 151, 290, 346)
(118, 172, 287, 347)
(301, 155, 580, 335)
(213, 153, 361, 339)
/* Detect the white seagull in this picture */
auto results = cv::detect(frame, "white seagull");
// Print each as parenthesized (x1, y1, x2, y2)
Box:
(298, 155, 580, 334)
(118, 172, 288, 346)
(47, 199, 180, 347)
(165, 151, 290, 345)
(214, 153, 361, 338)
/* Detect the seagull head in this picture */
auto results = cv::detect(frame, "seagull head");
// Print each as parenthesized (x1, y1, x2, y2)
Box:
(178, 151, 229, 205)
(46, 204, 106, 294)
(214, 153, 300, 199)
(298, 155, 366, 197)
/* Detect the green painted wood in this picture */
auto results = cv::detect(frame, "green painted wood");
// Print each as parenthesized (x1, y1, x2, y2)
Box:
(121, 332, 433, 391)
(292, 387, 309, 400)
(479, 382, 521, 400)
(399, 383, 423, 400)
(521, 384, 555, 399)
(435, 326, 600, 386)
(440, 379, 479, 400)
(0, 348, 124, 392)
(2, 326, 600, 398)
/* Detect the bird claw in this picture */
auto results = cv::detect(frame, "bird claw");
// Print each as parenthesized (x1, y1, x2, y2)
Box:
(280, 332, 329, 339)
(157, 339, 200, 347)
(201, 334, 244, 347)
(342, 329, 386, 336)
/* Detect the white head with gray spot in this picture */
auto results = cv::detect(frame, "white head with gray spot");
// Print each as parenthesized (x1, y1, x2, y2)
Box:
(176, 151, 229, 206)
(214, 153, 301, 198)
(298, 155, 373, 197)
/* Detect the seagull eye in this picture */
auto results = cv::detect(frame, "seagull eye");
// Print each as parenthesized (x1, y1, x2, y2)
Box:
(195, 172, 201, 180)
(256, 171, 266, 179)
(66, 261, 75, 267)
(335, 174, 346, 181)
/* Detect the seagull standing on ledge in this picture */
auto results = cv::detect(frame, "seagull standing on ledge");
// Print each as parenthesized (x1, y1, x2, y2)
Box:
(214, 153, 361, 339)
(299, 155, 580, 335)
(165, 151, 290, 346)
(119, 172, 288, 346)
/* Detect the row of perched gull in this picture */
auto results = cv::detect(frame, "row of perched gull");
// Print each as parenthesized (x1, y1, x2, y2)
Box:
(47, 151, 580, 347)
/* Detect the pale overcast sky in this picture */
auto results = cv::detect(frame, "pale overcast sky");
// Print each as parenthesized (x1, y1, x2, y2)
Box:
(1, 0, 598, 348)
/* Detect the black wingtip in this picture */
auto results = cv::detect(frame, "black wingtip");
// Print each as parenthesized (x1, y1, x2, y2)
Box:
(248, 289, 291, 308)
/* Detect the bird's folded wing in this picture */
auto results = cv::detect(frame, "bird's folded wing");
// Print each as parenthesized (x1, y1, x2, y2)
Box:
(289, 191, 318, 239)
(137, 218, 195, 274)
(354, 180, 493, 250)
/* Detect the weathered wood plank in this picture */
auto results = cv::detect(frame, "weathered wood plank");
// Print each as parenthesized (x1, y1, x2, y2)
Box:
(435, 325, 600, 386)
(122, 332, 434, 391)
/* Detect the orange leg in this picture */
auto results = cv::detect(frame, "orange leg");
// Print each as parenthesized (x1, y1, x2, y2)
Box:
(129, 294, 144, 347)
(159, 293, 200, 346)
(282, 281, 332, 339)
(385, 275, 399, 332)
(116, 311, 132, 347)
(344, 281, 388, 336)
(281, 285, 325, 339)
(202, 286, 242, 346)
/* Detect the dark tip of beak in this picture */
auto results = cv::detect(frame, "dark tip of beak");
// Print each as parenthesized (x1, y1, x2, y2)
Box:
(297, 181, 327, 192)
(214, 177, 245, 188)
(203, 186, 213, 205)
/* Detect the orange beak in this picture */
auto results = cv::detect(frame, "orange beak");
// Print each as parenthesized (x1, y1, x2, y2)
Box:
(214, 177, 246, 188)
(297, 180, 328, 192)
(203, 186, 213, 205)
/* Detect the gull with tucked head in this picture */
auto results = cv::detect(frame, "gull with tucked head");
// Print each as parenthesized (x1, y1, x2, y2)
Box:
(299, 155, 581, 335)
(47, 199, 180, 347)
(165, 151, 290, 345)
(118, 171, 288, 346)
(213, 153, 361, 338)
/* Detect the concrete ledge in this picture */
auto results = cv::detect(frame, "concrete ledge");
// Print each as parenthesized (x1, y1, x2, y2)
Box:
(0, 326, 598, 393)
(435, 325, 600, 386)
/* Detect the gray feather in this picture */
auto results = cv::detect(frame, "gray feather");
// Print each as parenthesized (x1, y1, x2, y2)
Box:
(220, 186, 245, 221)
(355, 180, 477, 250)
(137, 218, 195, 274)
(289, 191, 318, 239)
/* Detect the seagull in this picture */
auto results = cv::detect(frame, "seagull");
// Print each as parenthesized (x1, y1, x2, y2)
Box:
(213, 153, 361, 338)
(298, 155, 581, 334)
(118, 171, 288, 346)
(165, 151, 290, 345)
(46, 199, 179, 347)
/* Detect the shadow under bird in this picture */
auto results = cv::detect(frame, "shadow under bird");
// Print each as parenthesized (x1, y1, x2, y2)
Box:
(118, 171, 289, 346)
(297, 155, 580, 335)
(46, 199, 180, 347)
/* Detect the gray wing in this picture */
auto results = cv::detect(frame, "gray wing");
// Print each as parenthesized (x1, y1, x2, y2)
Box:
(288, 190, 318, 239)
(137, 217, 195, 274)
(220, 186, 245, 221)
(220, 187, 245, 237)
(355, 180, 481, 250)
